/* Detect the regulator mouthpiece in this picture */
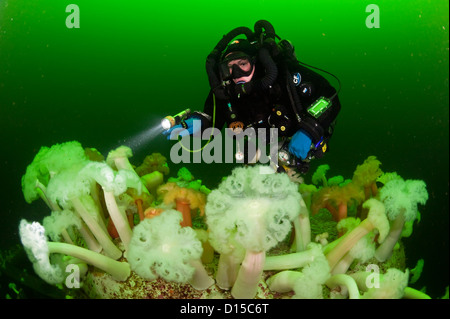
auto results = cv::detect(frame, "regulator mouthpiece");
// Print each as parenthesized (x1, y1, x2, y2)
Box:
(161, 108, 191, 130)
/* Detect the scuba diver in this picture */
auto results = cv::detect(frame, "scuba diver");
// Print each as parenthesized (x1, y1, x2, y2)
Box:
(163, 20, 341, 174)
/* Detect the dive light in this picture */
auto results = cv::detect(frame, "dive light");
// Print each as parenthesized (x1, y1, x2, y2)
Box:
(161, 108, 191, 131)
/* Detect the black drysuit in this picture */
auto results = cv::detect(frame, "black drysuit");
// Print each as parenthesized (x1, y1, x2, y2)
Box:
(201, 59, 341, 147)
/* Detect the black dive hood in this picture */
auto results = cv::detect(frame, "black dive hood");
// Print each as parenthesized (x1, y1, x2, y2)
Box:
(206, 20, 279, 100)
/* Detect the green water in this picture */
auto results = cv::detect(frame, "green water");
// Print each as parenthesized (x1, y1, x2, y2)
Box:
(0, 0, 448, 298)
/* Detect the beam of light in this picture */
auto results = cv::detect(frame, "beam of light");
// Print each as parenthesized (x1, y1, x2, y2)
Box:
(120, 122, 166, 152)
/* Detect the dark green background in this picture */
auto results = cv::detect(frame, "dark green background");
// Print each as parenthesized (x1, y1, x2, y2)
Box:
(1, 0, 448, 298)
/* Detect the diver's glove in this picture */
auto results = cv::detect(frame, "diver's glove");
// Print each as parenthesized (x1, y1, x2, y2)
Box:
(288, 129, 312, 160)
(162, 117, 202, 140)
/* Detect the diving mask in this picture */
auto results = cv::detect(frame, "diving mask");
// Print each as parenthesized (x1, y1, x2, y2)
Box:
(219, 53, 255, 81)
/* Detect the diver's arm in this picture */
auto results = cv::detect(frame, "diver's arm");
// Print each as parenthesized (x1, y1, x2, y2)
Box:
(297, 87, 341, 143)
(290, 63, 341, 144)
(162, 91, 225, 139)
(304, 71, 341, 135)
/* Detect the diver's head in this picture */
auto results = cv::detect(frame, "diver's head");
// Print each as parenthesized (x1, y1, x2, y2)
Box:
(224, 55, 255, 84)
(220, 39, 257, 84)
